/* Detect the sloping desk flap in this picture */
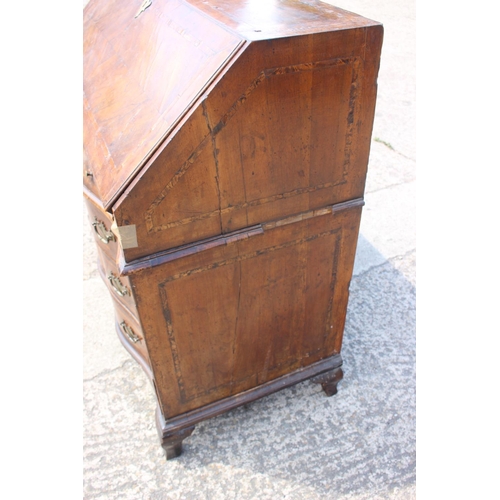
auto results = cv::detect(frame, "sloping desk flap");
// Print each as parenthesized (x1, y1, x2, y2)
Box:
(83, 0, 244, 208)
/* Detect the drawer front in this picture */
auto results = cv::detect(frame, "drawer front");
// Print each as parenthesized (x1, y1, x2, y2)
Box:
(84, 196, 120, 263)
(97, 248, 139, 319)
(129, 203, 362, 418)
(112, 297, 151, 373)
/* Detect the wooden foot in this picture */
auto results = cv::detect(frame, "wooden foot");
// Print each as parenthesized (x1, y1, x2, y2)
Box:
(160, 426, 194, 460)
(312, 367, 343, 396)
(160, 426, 195, 460)
(156, 405, 195, 460)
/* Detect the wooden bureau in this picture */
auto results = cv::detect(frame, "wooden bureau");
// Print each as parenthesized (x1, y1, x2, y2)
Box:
(83, 0, 383, 459)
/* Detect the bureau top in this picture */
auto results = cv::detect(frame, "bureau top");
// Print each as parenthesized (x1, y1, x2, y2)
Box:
(83, 0, 380, 210)
(181, 0, 378, 41)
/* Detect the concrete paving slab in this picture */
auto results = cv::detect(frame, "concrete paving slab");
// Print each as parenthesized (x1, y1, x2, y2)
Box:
(360, 181, 416, 262)
(83, 205, 99, 281)
(352, 234, 387, 277)
(353, 140, 415, 276)
(325, 0, 416, 161)
(83, 277, 130, 380)
(364, 140, 415, 195)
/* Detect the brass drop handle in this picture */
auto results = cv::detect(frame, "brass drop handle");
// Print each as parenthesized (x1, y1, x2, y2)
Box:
(92, 217, 115, 244)
(120, 321, 141, 343)
(108, 273, 130, 297)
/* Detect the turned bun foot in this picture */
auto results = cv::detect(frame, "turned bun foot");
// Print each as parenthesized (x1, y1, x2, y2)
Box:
(312, 366, 344, 396)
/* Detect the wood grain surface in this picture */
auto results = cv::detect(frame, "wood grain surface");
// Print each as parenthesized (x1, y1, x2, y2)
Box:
(83, 0, 244, 208)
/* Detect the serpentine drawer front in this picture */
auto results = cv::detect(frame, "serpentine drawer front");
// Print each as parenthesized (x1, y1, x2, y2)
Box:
(83, 0, 382, 460)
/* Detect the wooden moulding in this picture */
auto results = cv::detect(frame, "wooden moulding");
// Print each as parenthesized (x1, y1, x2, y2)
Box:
(120, 197, 364, 275)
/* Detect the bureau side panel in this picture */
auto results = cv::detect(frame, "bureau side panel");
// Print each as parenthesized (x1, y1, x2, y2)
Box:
(130, 206, 361, 418)
(207, 29, 374, 231)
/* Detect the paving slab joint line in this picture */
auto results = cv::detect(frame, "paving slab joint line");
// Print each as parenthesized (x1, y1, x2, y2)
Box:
(388, 248, 416, 264)
(365, 177, 415, 195)
(373, 138, 415, 161)
(83, 358, 135, 383)
(352, 248, 416, 279)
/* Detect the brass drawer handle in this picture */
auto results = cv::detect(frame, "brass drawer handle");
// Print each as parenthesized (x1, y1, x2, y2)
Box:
(92, 217, 115, 244)
(120, 321, 141, 343)
(107, 273, 130, 297)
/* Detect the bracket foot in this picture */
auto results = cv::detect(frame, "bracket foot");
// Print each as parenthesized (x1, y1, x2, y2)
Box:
(311, 366, 344, 396)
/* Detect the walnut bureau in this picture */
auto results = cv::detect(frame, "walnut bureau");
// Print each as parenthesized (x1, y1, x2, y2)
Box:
(83, 0, 383, 459)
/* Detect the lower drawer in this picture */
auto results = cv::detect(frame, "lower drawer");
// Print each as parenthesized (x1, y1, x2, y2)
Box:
(111, 296, 152, 377)
(97, 248, 139, 318)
